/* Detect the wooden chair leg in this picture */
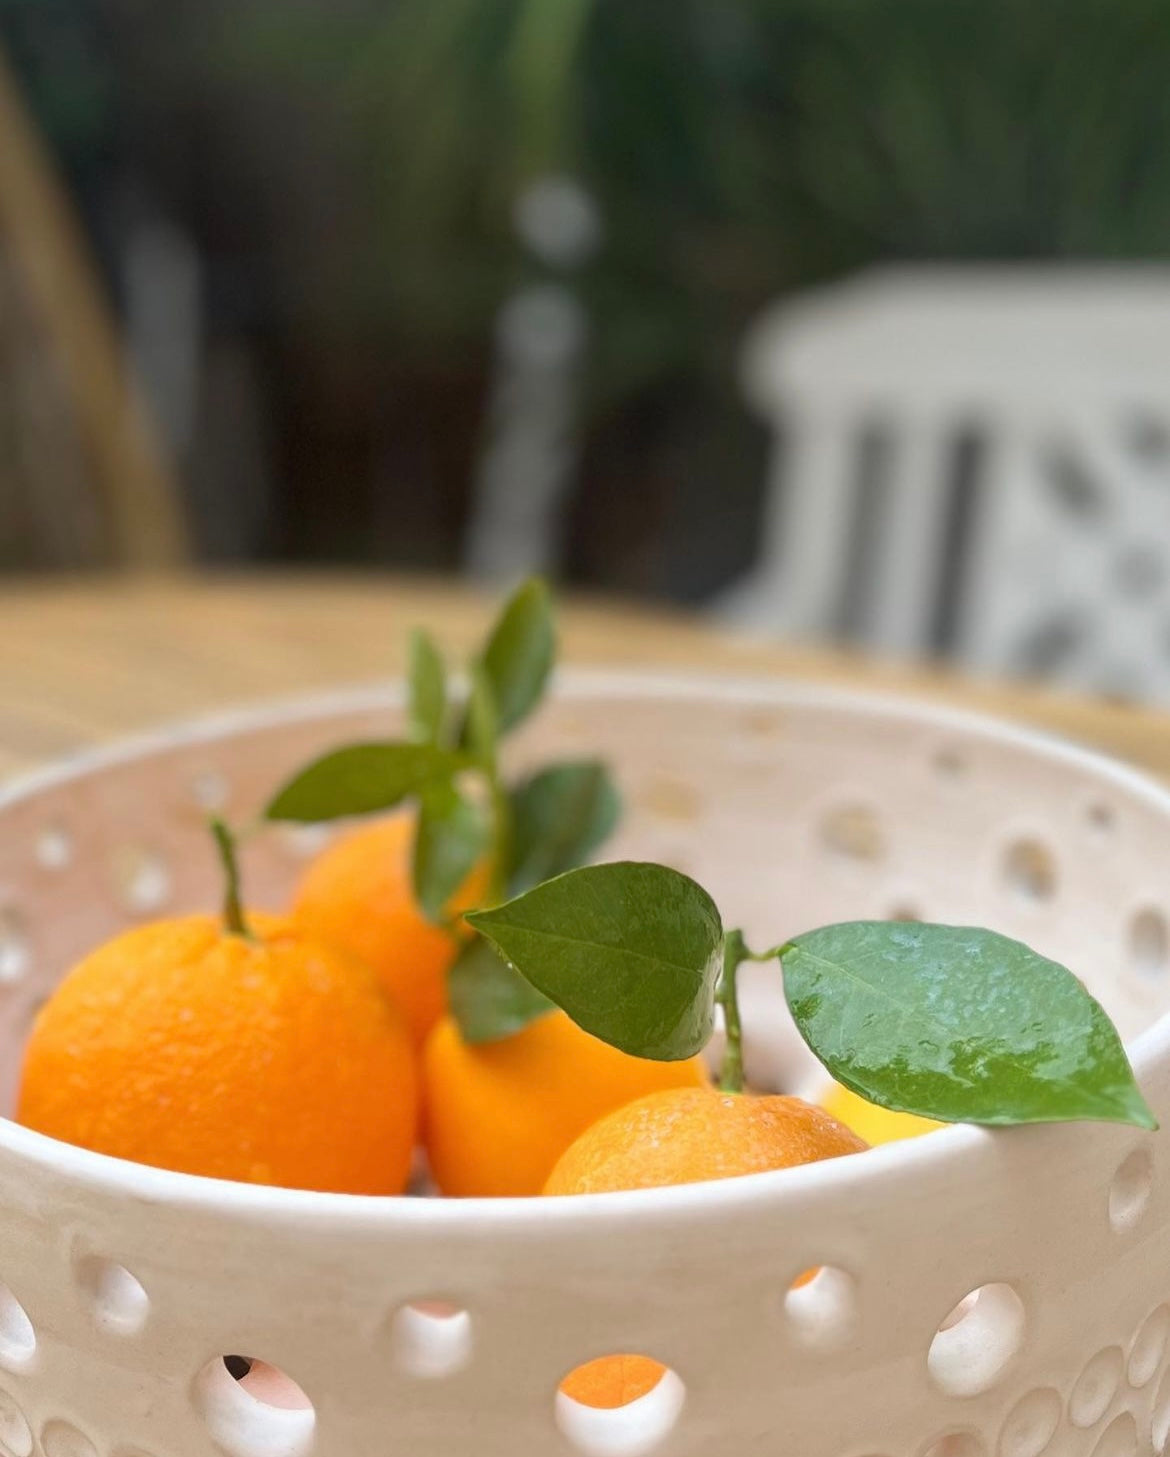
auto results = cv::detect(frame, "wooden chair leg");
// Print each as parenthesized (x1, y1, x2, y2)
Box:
(0, 44, 188, 569)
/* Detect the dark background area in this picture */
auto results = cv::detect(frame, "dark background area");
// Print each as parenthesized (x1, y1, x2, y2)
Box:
(4, 0, 1169, 601)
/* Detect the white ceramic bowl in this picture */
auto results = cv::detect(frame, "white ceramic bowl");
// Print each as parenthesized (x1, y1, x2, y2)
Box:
(0, 672, 1167, 1457)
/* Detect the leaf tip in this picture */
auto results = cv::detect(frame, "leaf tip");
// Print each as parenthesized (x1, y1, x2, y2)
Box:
(260, 792, 295, 823)
(1125, 1092, 1159, 1132)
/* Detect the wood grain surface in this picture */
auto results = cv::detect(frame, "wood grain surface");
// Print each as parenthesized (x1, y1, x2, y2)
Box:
(0, 573, 1166, 784)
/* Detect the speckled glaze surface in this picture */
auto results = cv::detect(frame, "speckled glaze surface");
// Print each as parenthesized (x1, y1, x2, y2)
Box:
(0, 672, 1167, 1457)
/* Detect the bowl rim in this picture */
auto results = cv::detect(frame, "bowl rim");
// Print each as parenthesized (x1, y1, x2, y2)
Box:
(0, 666, 1164, 1231)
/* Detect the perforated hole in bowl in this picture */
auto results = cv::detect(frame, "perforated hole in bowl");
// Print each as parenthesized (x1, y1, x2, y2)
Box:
(738, 708, 785, 740)
(1090, 1412, 1138, 1457)
(76, 1257, 149, 1336)
(191, 769, 231, 812)
(1109, 1149, 1153, 1234)
(1129, 909, 1168, 978)
(1151, 1364, 1170, 1453)
(821, 804, 884, 862)
(0, 912, 29, 988)
(111, 846, 173, 916)
(887, 903, 921, 923)
(40, 1422, 96, 1457)
(390, 1302, 473, 1379)
(637, 777, 702, 824)
(0, 1285, 35, 1374)
(927, 1284, 1025, 1398)
(555, 1356, 684, 1457)
(920, 1432, 986, 1457)
(1003, 840, 1057, 903)
(1127, 1304, 1170, 1389)
(1086, 801, 1116, 834)
(997, 1387, 1062, 1457)
(784, 1266, 858, 1352)
(34, 824, 72, 870)
(0, 1386, 32, 1457)
(1068, 1346, 1124, 1429)
(933, 746, 968, 778)
(194, 1357, 314, 1457)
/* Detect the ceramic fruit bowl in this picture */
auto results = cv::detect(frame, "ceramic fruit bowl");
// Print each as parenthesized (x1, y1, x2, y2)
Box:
(0, 672, 1167, 1457)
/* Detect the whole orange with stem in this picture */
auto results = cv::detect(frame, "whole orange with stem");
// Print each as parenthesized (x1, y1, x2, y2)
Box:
(18, 822, 418, 1194)
(422, 1010, 709, 1198)
(291, 812, 490, 1047)
(545, 1086, 868, 1408)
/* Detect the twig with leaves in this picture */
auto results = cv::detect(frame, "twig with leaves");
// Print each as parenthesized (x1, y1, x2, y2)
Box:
(264, 579, 1157, 1135)
(263, 579, 621, 1044)
(468, 862, 1157, 1131)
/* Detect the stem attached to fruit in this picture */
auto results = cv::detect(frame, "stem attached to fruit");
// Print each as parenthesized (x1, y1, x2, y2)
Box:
(210, 818, 253, 941)
(717, 929, 748, 1094)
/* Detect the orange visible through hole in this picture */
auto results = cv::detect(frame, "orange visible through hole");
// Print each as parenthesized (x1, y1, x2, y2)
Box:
(560, 1354, 666, 1409)
(239, 1360, 313, 1411)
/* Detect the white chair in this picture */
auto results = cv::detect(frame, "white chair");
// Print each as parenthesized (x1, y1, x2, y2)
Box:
(722, 266, 1170, 699)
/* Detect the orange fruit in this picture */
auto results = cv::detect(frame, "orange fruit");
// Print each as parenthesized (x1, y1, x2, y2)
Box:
(291, 813, 489, 1047)
(821, 1081, 944, 1145)
(545, 1087, 868, 1409)
(544, 1086, 868, 1195)
(17, 913, 417, 1194)
(421, 1010, 708, 1197)
(560, 1355, 667, 1409)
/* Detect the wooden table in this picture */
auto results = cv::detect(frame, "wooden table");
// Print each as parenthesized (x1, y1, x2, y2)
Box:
(1, 572, 1168, 782)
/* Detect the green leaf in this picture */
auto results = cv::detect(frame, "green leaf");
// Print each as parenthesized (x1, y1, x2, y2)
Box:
(464, 663, 499, 769)
(467, 862, 723, 1060)
(264, 742, 463, 822)
(448, 934, 554, 1043)
(781, 922, 1157, 1130)
(478, 577, 555, 736)
(509, 760, 621, 892)
(407, 629, 446, 744)
(413, 778, 492, 923)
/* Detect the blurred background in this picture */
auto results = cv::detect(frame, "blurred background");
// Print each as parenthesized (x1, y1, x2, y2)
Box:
(4, 0, 1170, 698)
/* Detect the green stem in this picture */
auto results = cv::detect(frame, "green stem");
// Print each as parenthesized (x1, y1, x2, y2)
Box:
(717, 929, 748, 1094)
(210, 818, 253, 941)
(486, 767, 512, 907)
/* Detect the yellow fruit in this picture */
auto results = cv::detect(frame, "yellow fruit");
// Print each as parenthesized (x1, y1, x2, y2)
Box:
(820, 1082, 943, 1145)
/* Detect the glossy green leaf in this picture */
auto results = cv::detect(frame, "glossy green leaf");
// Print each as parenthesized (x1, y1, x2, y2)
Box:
(467, 862, 723, 1060)
(413, 778, 492, 923)
(407, 629, 446, 745)
(264, 742, 463, 822)
(509, 760, 621, 892)
(478, 577, 555, 735)
(781, 921, 1157, 1129)
(448, 934, 554, 1044)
